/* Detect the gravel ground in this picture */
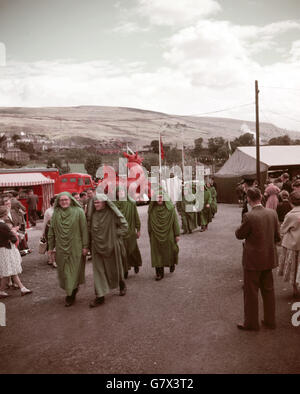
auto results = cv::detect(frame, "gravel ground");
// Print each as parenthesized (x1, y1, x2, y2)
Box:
(0, 203, 299, 374)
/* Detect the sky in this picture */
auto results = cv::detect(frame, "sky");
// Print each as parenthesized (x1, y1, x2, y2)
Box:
(0, 0, 300, 131)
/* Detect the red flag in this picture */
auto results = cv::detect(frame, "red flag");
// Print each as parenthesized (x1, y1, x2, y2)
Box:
(160, 136, 164, 160)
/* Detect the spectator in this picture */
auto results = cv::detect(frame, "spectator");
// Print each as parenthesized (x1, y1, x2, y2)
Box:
(72, 192, 80, 202)
(264, 183, 280, 210)
(281, 173, 293, 194)
(42, 197, 57, 268)
(278, 191, 300, 298)
(235, 187, 280, 331)
(27, 189, 39, 227)
(0, 206, 32, 298)
(276, 191, 292, 224)
(292, 179, 300, 192)
(79, 192, 88, 213)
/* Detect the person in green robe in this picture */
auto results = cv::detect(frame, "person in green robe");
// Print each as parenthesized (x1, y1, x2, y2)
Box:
(114, 186, 142, 278)
(208, 180, 217, 218)
(198, 180, 213, 232)
(148, 189, 180, 281)
(88, 193, 129, 308)
(176, 185, 198, 234)
(48, 192, 89, 307)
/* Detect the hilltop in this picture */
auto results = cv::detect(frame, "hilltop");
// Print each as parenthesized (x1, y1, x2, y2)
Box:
(0, 105, 299, 148)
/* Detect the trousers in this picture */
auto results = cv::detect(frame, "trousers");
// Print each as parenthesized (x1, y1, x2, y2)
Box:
(243, 268, 276, 329)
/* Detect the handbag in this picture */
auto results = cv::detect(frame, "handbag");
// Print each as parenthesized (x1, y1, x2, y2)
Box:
(39, 238, 47, 254)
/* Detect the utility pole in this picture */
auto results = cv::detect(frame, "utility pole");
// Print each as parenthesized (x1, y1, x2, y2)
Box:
(255, 80, 260, 188)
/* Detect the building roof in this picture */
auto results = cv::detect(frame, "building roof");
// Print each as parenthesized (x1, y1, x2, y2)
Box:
(238, 145, 300, 167)
(216, 145, 300, 177)
(0, 172, 55, 187)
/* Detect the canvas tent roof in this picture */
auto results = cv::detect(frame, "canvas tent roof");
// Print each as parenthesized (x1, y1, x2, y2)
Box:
(0, 173, 54, 187)
(216, 145, 300, 177)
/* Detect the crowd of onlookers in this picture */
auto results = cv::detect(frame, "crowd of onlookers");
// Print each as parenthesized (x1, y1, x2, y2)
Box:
(238, 172, 300, 299)
(0, 190, 36, 298)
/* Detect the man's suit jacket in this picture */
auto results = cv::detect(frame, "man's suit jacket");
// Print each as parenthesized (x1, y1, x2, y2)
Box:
(4, 210, 23, 228)
(235, 205, 281, 271)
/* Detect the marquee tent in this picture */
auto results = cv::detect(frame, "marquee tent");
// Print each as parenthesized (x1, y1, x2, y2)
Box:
(215, 145, 300, 203)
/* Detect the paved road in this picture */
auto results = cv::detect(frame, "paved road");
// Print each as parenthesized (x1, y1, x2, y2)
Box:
(0, 204, 299, 374)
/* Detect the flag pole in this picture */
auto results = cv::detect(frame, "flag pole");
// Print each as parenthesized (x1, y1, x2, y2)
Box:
(159, 131, 162, 185)
(181, 128, 185, 175)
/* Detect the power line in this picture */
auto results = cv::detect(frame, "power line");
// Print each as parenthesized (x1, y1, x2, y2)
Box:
(260, 107, 300, 124)
(190, 102, 254, 116)
(260, 85, 300, 92)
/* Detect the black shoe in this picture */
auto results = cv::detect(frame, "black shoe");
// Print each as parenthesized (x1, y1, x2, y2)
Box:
(71, 288, 78, 299)
(119, 280, 127, 296)
(89, 297, 105, 308)
(261, 320, 276, 329)
(134, 266, 139, 274)
(124, 271, 128, 279)
(170, 265, 175, 273)
(155, 267, 164, 280)
(237, 323, 259, 331)
(65, 296, 75, 307)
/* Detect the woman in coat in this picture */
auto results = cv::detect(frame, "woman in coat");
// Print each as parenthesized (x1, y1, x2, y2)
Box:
(278, 191, 300, 297)
(0, 206, 32, 298)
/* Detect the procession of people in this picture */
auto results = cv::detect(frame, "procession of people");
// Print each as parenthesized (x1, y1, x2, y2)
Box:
(0, 172, 300, 333)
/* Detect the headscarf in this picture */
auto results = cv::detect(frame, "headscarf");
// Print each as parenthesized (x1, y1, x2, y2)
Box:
(265, 183, 280, 210)
(89, 193, 125, 222)
(54, 192, 82, 209)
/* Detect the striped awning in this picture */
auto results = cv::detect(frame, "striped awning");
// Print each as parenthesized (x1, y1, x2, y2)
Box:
(0, 172, 55, 187)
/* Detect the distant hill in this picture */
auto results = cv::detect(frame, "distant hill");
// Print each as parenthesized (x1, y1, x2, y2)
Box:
(0, 105, 299, 148)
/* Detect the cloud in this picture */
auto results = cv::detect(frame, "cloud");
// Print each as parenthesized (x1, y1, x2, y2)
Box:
(111, 21, 149, 34)
(1, 16, 300, 132)
(136, 0, 221, 26)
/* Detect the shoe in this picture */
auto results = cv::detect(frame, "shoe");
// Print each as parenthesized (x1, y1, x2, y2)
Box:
(119, 281, 127, 296)
(170, 265, 175, 273)
(237, 323, 259, 331)
(89, 297, 105, 308)
(261, 320, 276, 329)
(65, 296, 74, 307)
(119, 286, 127, 296)
(134, 267, 139, 274)
(199, 228, 205, 232)
(155, 267, 164, 281)
(71, 288, 78, 299)
(21, 287, 32, 296)
(12, 284, 19, 290)
(0, 291, 10, 298)
(52, 262, 57, 268)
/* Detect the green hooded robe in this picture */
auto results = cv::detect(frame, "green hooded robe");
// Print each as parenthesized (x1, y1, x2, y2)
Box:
(88, 194, 128, 298)
(198, 186, 213, 227)
(114, 196, 142, 271)
(148, 191, 180, 268)
(209, 186, 217, 216)
(48, 192, 89, 296)
(176, 188, 198, 233)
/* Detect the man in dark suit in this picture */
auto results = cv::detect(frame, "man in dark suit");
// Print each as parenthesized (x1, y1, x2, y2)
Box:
(27, 189, 39, 226)
(235, 187, 281, 331)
